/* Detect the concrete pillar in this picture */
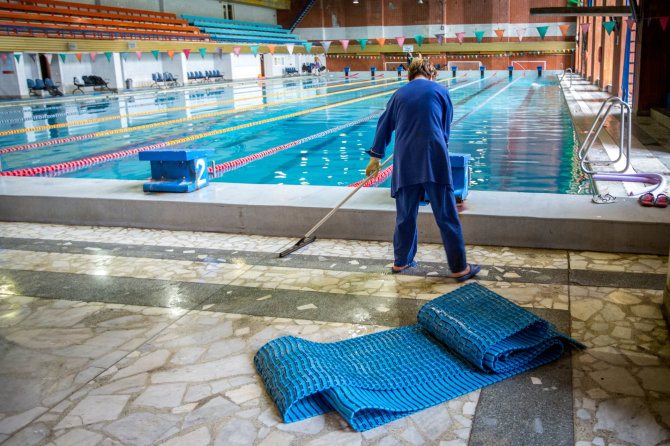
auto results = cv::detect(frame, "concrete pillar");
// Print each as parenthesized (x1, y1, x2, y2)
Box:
(664, 246, 670, 326)
(108, 53, 124, 91)
(0, 53, 30, 99)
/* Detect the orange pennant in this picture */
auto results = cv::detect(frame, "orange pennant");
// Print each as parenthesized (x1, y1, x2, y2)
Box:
(75, 53, 82, 62)
(167, 49, 175, 60)
(559, 24, 570, 36)
(494, 29, 505, 39)
(376, 37, 385, 48)
(267, 44, 276, 55)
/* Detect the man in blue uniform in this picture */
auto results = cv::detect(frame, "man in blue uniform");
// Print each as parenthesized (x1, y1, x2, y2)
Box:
(365, 58, 480, 280)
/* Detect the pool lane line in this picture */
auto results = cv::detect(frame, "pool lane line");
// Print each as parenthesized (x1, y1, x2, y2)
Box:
(349, 74, 524, 188)
(0, 88, 405, 177)
(0, 76, 401, 136)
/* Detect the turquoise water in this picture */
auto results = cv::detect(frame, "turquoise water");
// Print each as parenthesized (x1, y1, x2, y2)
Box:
(0, 73, 585, 193)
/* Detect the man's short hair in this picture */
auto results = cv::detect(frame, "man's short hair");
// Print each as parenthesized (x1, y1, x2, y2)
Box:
(408, 58, 437, 81)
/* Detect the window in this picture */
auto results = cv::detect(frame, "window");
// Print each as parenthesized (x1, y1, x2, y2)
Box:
(222, 3, 234, 20)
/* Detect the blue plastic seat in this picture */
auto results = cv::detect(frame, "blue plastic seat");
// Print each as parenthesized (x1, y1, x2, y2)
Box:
(198, 71, 203, 78)
(27, 79, 36, 89)
(156, 73, 164, 82)
(34, 79, 46, 89)
(44, 78, 55, 88)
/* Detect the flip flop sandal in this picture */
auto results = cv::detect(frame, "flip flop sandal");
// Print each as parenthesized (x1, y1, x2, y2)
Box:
(654, 193, 669, 208)
(638, 192, 655, 207)
(392, 261, 418, 274)
(454, 263, 481, 282)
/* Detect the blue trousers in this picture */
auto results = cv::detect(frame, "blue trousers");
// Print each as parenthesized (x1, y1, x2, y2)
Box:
(394, 182, 467, 273)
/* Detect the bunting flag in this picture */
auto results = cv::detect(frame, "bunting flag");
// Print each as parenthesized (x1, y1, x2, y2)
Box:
(250, 45, 259, 57)
(151, 50, 159, 60)
(105, 52, 113, 62)
(660, 16, 669, 31)
(474, 30, 485, 43)
(183, 49, 190, 59)
(267, 44, 276, 55)
(14, 53, 20, 62)
(286, 43, 294, 55)
(455, 32, 465, 44)
(414, 35, 424, 47)
(233, 46, 241, 57)
(30, 54, 37, 63)
(89, 52, 97, 62)
(516, 28, 526, 41)
(0, 53, 7, 63)
(396, 36, 405, 47)
(559, 24, 571, 36)
(494, 29, 505, 39)
(339, 39, 349, 51)
(50, 53, 57, 64)
(603, 21, 616, 35)
(199, 48, 207, 58)
(120, 52, 128, 61)
(536, 26, 549, 39)
(167, 49, 175, 60)
(320, 41, 331, 53)
(60, 53, 67, 62)
(216, 47, 223, 58)
(304, 42, 312, 53)
(580, 23, 590, 33)
(376, 38, 385, 48)
(625, 18, 636, 30)
(435, 34, 444, 45)
(135, 51, 142, 60)
(75, 53, 82, 62)
(357, 39, 367, 51)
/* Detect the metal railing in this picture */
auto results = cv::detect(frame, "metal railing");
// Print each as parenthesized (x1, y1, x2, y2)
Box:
(559, 68, 573, 88)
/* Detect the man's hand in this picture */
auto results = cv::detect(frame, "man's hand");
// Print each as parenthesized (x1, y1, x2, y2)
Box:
(366, 157, 381, 177)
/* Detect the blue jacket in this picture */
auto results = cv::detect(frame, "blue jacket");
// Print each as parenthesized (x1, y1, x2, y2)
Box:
(367, 79, 453, 197)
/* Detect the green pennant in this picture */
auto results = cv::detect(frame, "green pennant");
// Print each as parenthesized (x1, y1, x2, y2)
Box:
(249, 45, 259, 57)
(304, 42, 312, 53)
(199, 48, 207, 58)
(414, 35, 424, 47)
(14, 53, 21, 62)
(603, 21, 616, 35)
(536, 26, 549, 40)
(105, 52, 113, 62)
(152, 50, 160, 60)
(355, 39, 366, 51)
(120, 52, 129, 61)
(474, 30, 485, 43)
(60, 53, 67, 62)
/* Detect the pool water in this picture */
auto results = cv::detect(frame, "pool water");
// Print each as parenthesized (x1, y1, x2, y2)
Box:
(0, 73, 586, 193)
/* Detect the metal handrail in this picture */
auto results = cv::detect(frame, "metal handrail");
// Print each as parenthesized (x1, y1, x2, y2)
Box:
(578, 96, 631, 175)
(559, 68, 573, 88)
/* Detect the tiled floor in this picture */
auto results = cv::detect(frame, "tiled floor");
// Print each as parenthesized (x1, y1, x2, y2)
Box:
(0, 222, 668, 446)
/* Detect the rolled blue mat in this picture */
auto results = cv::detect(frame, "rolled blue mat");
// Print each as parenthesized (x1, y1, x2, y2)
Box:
(254, 282, 583, 431)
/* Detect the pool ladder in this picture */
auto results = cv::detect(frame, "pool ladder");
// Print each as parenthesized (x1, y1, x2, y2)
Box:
(578, 96, 632, 204)
(559, 68, 573, 89)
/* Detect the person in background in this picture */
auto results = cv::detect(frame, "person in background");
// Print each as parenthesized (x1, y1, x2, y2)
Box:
(314, 56, 321, 75)
(406, 51, 413, 66)
(364, 58, 480, 281)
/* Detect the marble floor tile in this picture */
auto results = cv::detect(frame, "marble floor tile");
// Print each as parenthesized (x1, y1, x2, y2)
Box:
(569, 251, 668, 275)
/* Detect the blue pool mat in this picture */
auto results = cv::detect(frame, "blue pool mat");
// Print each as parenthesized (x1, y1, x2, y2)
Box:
(254, 283, 583, 431)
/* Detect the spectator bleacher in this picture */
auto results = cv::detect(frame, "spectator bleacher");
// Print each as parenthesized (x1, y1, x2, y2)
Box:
(0, 0, 209, 41)
(182, 15, 305, 45)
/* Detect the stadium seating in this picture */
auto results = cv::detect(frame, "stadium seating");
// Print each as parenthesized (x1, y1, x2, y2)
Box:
(182, 14, 304, 45)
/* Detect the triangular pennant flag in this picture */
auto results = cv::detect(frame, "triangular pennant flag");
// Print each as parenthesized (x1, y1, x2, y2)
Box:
(660, 16, 669, 31)
(152, 50, 160, 60)
(286, 43, 294, 55)
(626, 18, 636, 30)
(75, 53, 82, 62)
(14, 53, 21, 62)
(89, 52, 97, 62)
(536, 26, 549, 39)
(320, 41, 331, 53)
(216, 47, 223, 58)
(435, 34, 444, 45)
(455, 32, 465, 44)
(494, 29, 505, 39)
(135, 51, 142, 60)
(516, 28, 526, 41)
(233, 46, 241, 57)
(182, 49, 190, 59)
(357, 39, 367, 51)
(29, 53, 37, 63)
(105, 52, 113, 62)
(49, 53, 57, 64)
(250, 45, 259, 57)
(474, 30, 485, 43)
(199, 48, 207, 58)
(339, 39, 349, 51)
(167, 49, 175, 60)
(375, 38, 385, 49)
(304, 42, 312, 53)
(267, 44, 276, 55)
(414, 35, 424, 47)
(603, 21, 616, 35)
(559, 24, 571, 36)
(580, 23, 590, 33)
(0, 53, 7, 63)
(396, 36, 405, 47)
(60, 53, 67, 62)
(120, 52, 128, 61)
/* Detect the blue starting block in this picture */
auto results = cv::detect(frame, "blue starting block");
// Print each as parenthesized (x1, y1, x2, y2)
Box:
(139, 149, 214, 193)
(423, 153, 471, 203)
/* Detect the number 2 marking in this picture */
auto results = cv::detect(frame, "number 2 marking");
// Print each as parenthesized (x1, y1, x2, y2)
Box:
(195, 158, 207, 188)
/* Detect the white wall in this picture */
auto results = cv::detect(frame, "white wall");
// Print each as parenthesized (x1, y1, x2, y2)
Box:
(0, 53, 29, 99)
(121, 53, 164, 88)
(163, 0, 222, 18)
(230, 54, 261, 80)
(23, 54, 41, 81)
(233, 4, 276, 24)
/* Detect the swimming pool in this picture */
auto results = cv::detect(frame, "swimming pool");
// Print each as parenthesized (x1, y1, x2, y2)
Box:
(0, 73, 586, 193)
